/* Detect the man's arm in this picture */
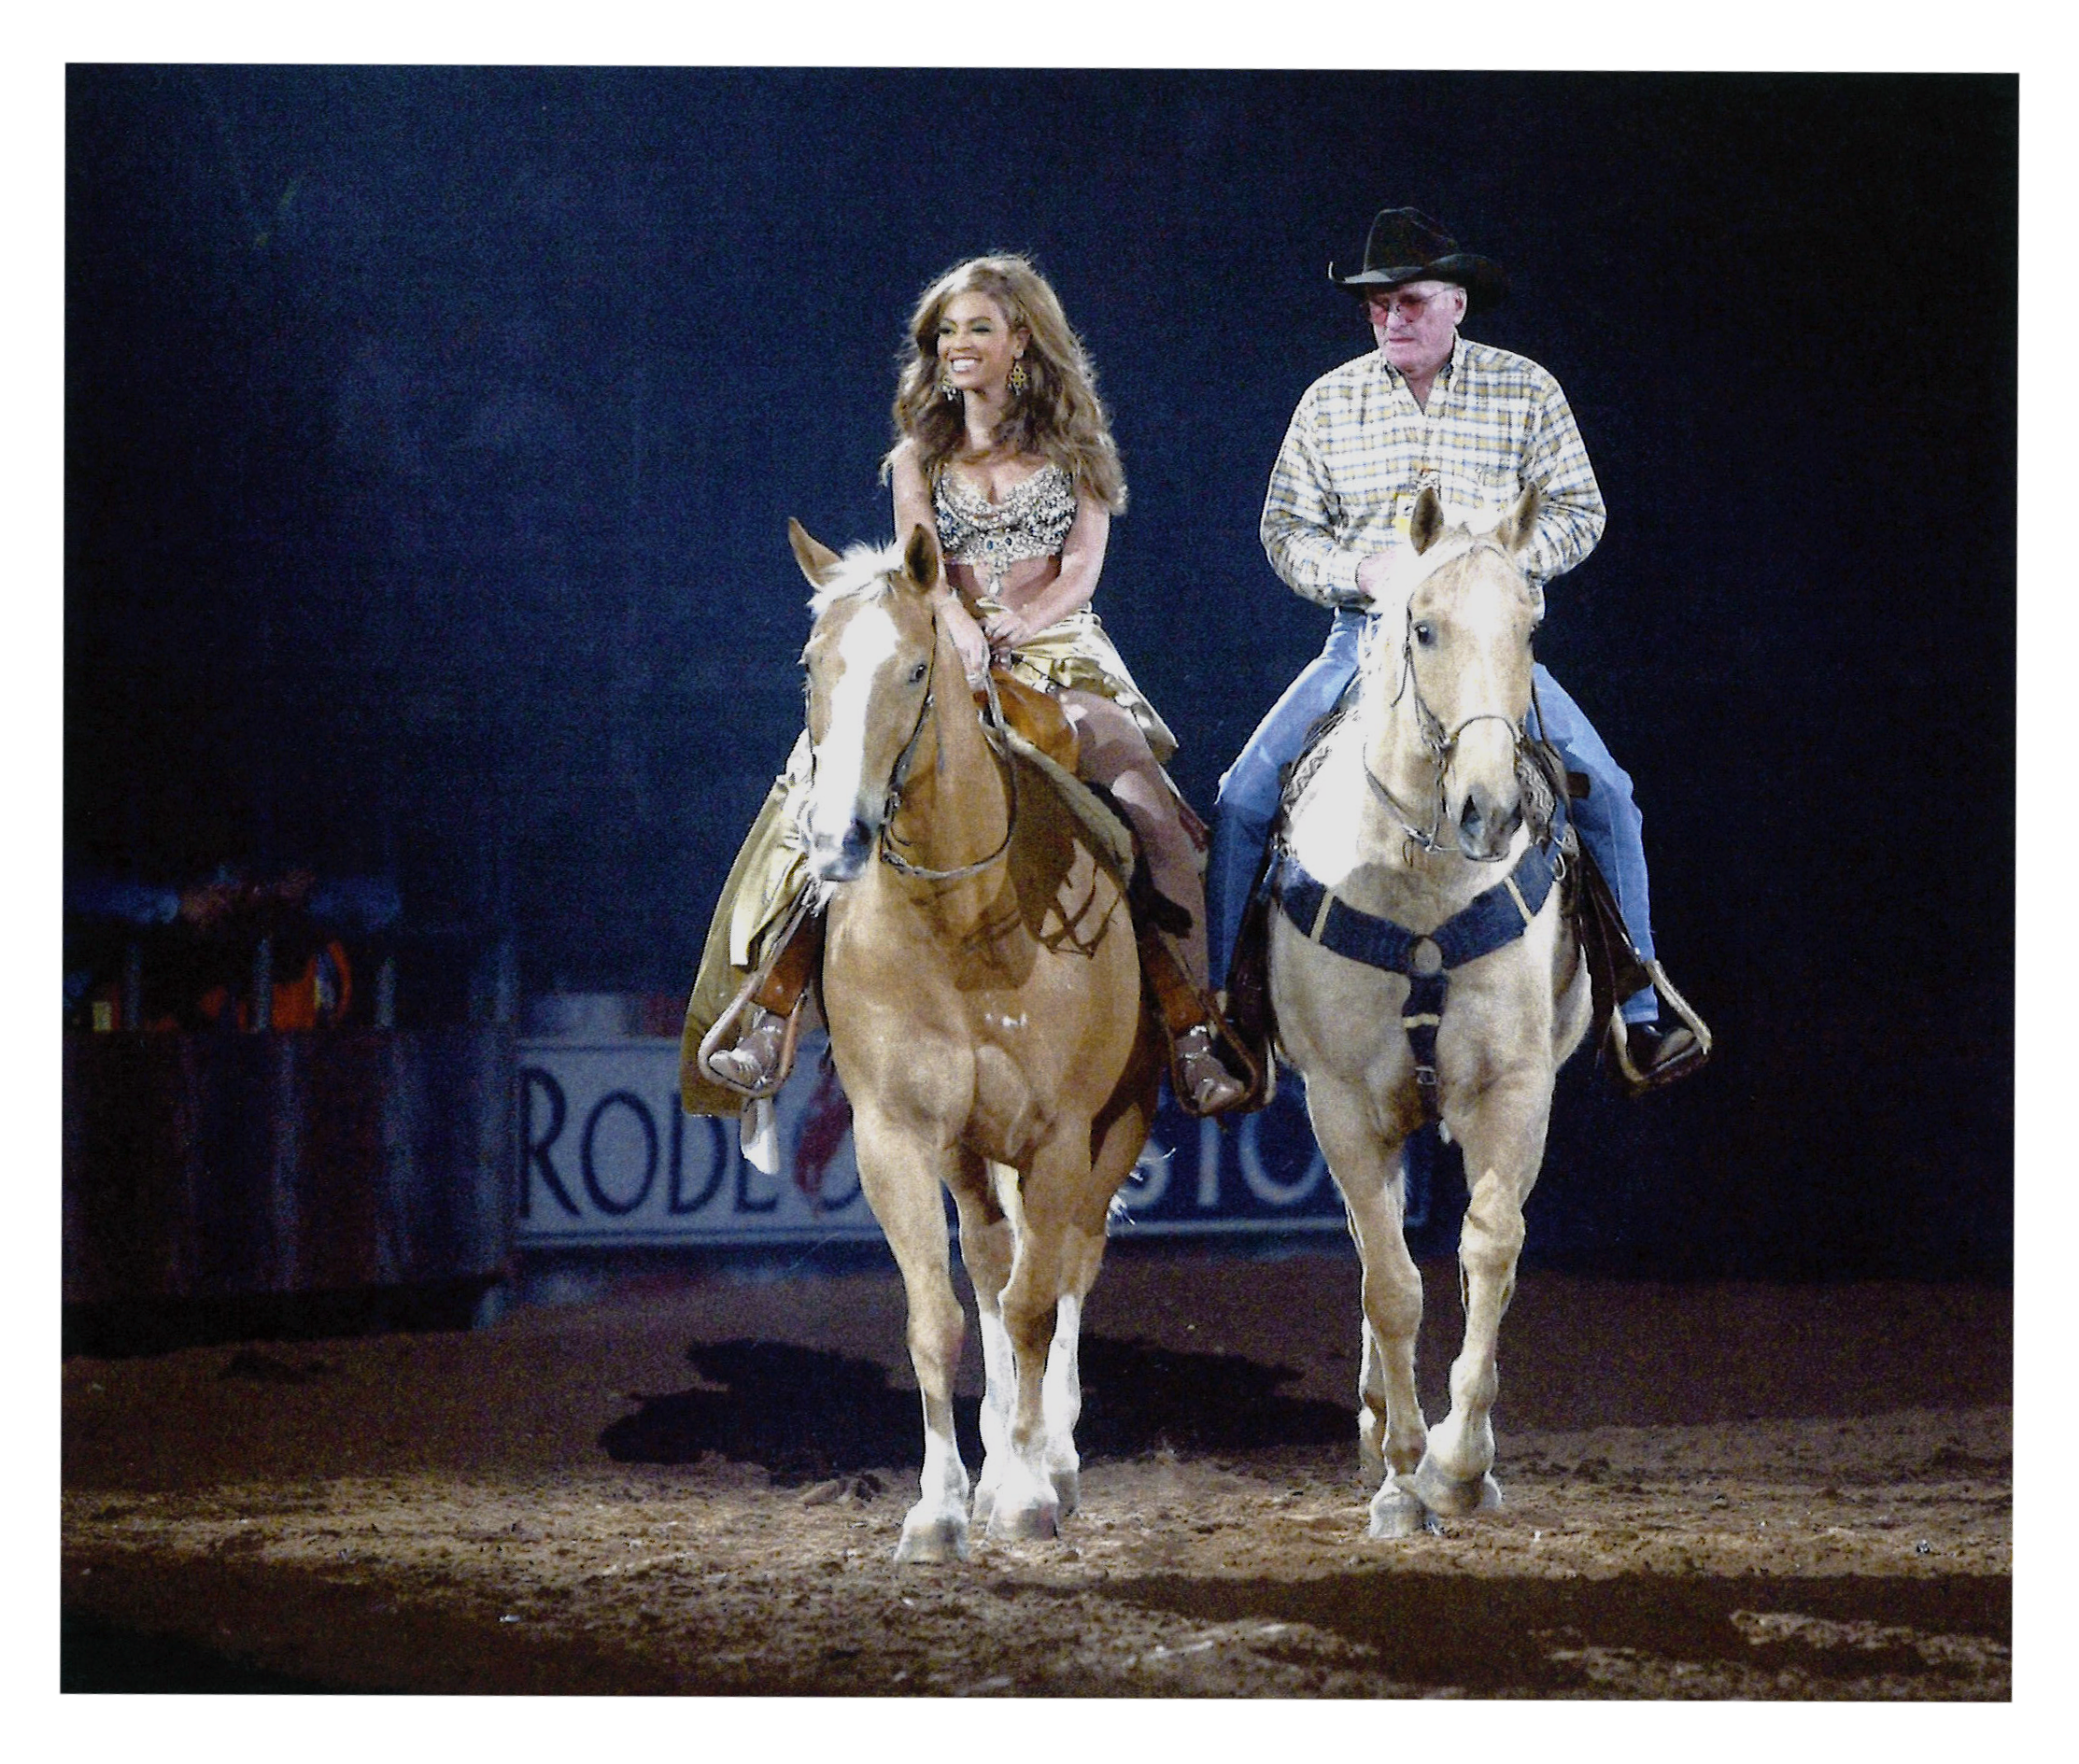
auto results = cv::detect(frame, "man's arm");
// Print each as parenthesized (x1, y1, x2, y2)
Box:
(1260, 398, 1368, 609)
(1520, 376, 1605, 586)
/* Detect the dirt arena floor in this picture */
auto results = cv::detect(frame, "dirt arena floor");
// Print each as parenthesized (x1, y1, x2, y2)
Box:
(61, 1244, 2012, 1699)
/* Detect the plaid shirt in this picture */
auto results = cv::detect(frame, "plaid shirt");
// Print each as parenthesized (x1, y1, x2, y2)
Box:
(1260, 335, 1605, 607)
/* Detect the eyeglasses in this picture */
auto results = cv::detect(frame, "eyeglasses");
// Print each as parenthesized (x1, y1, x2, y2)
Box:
(1365, 287, 1459, 321)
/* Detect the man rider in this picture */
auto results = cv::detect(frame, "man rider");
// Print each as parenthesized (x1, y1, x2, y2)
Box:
(1207, 206, 1700, 1089)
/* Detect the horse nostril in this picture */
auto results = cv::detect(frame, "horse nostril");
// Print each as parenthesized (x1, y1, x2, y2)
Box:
(808, 818, 875, 882)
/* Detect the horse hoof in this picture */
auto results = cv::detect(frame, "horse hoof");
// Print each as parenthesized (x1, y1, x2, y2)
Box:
(894, 1510, 970, 1565)
(1410, 1457, 1503, 1517)
(985, 1498, 1061, 1545)
(1366, 1488, 1438, 1539)
(1049, 1464, 1081, 1519)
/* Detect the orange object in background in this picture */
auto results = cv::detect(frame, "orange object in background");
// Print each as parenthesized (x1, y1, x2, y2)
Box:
(197, 940, 354, 1031)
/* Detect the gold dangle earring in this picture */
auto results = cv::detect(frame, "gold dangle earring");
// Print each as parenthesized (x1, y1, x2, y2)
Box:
(939, 375, 959, 402)
(1008, 358, 1029, 397)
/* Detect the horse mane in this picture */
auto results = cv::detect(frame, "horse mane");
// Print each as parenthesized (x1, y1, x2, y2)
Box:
(806, 539, 909, 617)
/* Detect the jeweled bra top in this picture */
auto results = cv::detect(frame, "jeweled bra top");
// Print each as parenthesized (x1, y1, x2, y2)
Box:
(932, 461, 1078, 592)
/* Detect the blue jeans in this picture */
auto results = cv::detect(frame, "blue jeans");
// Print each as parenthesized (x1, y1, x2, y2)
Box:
(1206, 609, 1660, 1023)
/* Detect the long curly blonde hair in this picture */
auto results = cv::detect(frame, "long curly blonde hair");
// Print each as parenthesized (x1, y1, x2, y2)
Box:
(884, 254, 1127, 514)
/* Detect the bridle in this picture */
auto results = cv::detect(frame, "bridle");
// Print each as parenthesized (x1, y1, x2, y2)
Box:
(1362, 555, 1543, 866)
(811, 598, 1019, 885)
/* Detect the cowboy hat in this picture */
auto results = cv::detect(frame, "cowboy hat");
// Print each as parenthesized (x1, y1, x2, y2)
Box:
(1329, 207, 1508, 314)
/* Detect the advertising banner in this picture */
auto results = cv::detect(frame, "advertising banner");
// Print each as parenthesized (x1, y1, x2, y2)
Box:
(515, 1035, 1383, 1249)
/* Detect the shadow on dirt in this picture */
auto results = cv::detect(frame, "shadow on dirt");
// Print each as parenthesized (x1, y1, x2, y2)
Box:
(1104, 1568, 2011, 1693)
(598, 1335, 1351, 1485)
(62, 1611, 357, 1694)
(599, 1340, 966, 1485)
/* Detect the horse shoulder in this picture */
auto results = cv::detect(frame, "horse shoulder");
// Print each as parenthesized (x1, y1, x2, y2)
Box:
(1283, 742, 1367, 890)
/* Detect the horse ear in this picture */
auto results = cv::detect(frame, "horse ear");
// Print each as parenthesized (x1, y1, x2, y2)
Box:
(788, 517, 844, 587)
(1494, 484, 1540, 556)
(900, 522, 940, 595)
(1408, 486, 1445, 555)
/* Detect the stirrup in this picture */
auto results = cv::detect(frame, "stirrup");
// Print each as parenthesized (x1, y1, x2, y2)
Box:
(699, 993, 807, 1101)
(1606, 959, 1712, 1096)
(705, 1006, 788, 1093)
(1176, 1022, 1248, 1115)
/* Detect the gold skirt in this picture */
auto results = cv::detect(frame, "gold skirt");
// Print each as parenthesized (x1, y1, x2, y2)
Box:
(679, 607, 1175, 1116)
(976, 601, 1178, 765)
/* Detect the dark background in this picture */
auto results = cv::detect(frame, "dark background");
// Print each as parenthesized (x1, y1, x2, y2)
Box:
(64, 68, 2015, 1281)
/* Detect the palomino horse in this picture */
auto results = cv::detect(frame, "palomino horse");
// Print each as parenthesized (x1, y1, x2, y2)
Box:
(1267, 484, 1592, 1537)
(792, 518, 1162, 1563)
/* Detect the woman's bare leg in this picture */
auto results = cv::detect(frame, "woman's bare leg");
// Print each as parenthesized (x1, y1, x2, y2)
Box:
(1059, 689, 1210, 990)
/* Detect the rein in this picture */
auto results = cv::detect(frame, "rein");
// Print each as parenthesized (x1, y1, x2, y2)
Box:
(875, 633, 1020, 884)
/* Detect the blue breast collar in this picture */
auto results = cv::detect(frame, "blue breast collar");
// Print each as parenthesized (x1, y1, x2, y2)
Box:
(1266, 797, 1566, 1119)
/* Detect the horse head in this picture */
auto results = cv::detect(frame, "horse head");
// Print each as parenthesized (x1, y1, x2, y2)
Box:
(793, 518, 944, 883)
(1390, 484, 1545, 863)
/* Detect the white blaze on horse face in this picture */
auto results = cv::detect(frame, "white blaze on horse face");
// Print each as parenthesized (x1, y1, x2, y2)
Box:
(805, 602, 904, 866)
(1398, 556, 1534, 868)
(1441, 572, 1531, 802)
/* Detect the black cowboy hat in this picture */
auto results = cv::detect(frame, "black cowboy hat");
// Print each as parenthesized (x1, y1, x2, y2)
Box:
(1329, 207, 1508, 315)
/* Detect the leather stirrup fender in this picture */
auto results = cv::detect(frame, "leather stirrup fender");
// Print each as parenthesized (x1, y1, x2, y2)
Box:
(1135, 924, 1264, 1119)
(1565, 844, 1713, 1095)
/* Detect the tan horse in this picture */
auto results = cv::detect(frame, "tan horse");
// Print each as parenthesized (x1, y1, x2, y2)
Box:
(1268, 485, 1593, 1537)
(791, 518, 1161, 1563)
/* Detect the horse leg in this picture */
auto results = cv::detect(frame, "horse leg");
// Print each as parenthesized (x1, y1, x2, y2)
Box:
(1309, 1090, 1429, 1537)
(1040, 1289, 1086, 1518)
(852, 1109, 972, 1564)
(1038, 1191, 1123, 1520)
(987, 1138, 1105, 1542)
(1411, 1078, 1550, 1517)
(1033, 1091, 1143, 1517)
(951, 1162, 1015, 1532)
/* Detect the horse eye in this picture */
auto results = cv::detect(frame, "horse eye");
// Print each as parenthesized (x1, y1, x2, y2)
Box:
(909, 660, 928, 684)
(1413, 621, 1436, 647)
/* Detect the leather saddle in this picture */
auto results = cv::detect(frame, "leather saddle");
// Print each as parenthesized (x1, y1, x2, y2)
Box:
(983, 667, 1078, 770)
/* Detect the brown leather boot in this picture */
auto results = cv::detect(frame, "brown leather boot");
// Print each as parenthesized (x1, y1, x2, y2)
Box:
(707, 1005, 788, 1091)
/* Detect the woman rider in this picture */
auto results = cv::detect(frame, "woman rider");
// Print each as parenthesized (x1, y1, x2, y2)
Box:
(685, 254, 1244, 1116)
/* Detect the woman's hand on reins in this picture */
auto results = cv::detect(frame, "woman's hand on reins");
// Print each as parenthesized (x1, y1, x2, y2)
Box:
(983, 607, 1039, 653)
(943, 599, 992, 684)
